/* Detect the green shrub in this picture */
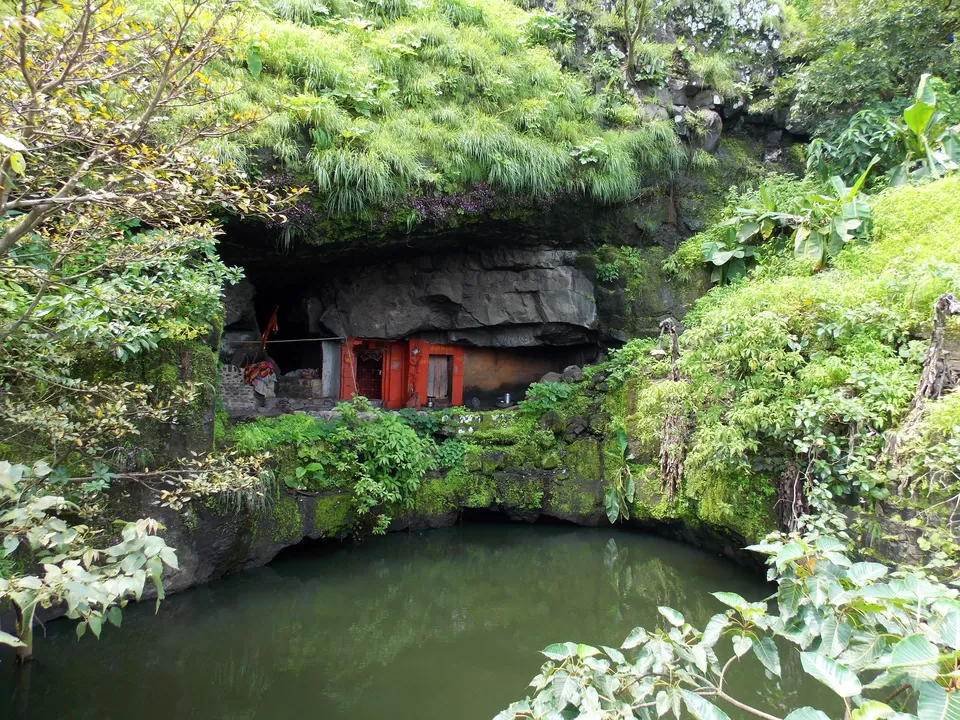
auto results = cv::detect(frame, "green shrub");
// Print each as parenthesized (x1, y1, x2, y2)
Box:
(520, 381, 575, 416)
(234, 402, 435, 521)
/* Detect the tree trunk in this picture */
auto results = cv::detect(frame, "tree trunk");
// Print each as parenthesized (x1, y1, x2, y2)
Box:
(888, 292, 960, 490)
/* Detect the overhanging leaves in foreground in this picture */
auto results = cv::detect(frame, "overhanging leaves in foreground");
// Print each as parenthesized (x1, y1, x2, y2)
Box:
(495, 524, 960, 720)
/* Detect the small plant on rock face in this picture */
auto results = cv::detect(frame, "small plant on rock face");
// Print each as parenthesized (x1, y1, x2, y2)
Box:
(520, 381, 575, 417)
(596, 260, 621, 283)
(524, 10, 575, 45)
(632, 42, 672, 84)
(604, 427, 636, 523)
(571, 138, 610, 167)
(434, 439, 466, 469)
(701, 224, 756, 284)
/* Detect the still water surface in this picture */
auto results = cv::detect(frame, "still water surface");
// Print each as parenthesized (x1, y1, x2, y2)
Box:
(0, 523, 827, 719)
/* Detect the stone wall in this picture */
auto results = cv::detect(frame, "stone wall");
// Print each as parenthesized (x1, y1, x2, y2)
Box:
(220, 365, 258, 416)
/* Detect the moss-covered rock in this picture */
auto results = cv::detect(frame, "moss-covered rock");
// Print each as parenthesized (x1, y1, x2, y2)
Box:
(271, 496, 303, 543)
(313, 494, 353, 538)
(543, 474, 605, 525)
(563, 439, 603, 480)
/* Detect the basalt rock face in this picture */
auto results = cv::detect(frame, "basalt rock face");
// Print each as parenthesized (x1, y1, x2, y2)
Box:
(305, 247, 597, 347)
(222, 240, 706, 350)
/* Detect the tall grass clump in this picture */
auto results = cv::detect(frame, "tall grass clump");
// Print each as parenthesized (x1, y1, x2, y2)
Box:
(181, 0, 683, 224)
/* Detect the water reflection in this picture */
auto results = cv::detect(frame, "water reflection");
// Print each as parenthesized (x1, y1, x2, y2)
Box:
(0, 524, 827, 720)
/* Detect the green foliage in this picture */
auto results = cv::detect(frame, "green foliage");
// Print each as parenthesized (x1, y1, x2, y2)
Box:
(498, 524, 960, 720)
(603, 426, 636, 523)
(232, 413, 331, 453)
(520, 381, 576, 416)
(700, 225, 755, 284)
(779, 0, 960, 133)
(716, 165, 875, 271)
(434, 438, 466, 469)
(195, 0, 686, 224)
(808, 77, 960, 188)
(596, 260, 621, 282)
(524, 10, 575, 45)
(887, 74, 960, 186)
(653, 176, 960, 528)
(632, 42, 673, 84)
(806, 105, 903, 183)
(396, 408, 441, 437)
(0, 462, 176, 657)
(235, 401, 434, 522)
(687, 53, 737, 98)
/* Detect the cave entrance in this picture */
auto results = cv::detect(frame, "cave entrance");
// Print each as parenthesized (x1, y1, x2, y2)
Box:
(217, 222, 609, 415)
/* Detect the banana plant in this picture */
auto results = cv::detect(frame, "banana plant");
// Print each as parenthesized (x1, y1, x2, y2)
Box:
(790, 158, 875, 267)
(604, 427, 636, 523)
(888, 73, 960, 186)
(714, 160, 876, 272)
(701, 225, 757, 284)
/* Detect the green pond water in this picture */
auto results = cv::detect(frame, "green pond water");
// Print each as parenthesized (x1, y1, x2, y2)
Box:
(0, 523, 829, 719)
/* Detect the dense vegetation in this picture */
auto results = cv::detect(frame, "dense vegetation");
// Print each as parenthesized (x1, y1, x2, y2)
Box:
(211, 0, 690, 221)
(0, 1, 959, 714)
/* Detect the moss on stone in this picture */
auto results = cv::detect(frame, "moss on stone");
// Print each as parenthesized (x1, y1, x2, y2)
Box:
(481, 452, 504, 473)
(496, 475, 544, 510)
(541, 452, 561, 469)
(313, 494, 353, 537)
(272, 495, 303, 542)
(564, 439, 602, 480)
(545, 475, 602, 517)
(628, 465, 687, 523)
(412, 476, 460, 516)
(462, 450, 483, 472)
(686, 469, 775, 541)
(181, 507, 200, 534)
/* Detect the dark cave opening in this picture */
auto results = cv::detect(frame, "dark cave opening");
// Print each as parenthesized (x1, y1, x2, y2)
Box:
(217, 219, 612, 413)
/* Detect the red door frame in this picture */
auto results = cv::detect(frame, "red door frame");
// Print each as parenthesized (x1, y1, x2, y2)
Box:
(406, 340, 463, 408)
(339, 337, 409, 409)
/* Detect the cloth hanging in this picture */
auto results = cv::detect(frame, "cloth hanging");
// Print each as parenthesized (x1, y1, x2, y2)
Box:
(261, 306, 279, 350)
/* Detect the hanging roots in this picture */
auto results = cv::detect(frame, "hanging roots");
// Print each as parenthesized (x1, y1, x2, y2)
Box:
(655, 317, 688, 501)
(776, 461, 811, 533)
(888, 292, 960, 491)
(659, 411, 689, 502)
(656, 317, 681, 382)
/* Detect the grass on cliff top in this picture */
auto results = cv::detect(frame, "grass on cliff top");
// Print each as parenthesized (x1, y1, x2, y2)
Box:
(161, 0, 685, 223)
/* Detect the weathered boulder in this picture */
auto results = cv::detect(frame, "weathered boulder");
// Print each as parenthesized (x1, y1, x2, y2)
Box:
(562, 365, 584, 382)
(306, 248, 598, 347)
(698, 110, 723, 154)
(540, 371, 563, 383)
(223, 278, 258, 329)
